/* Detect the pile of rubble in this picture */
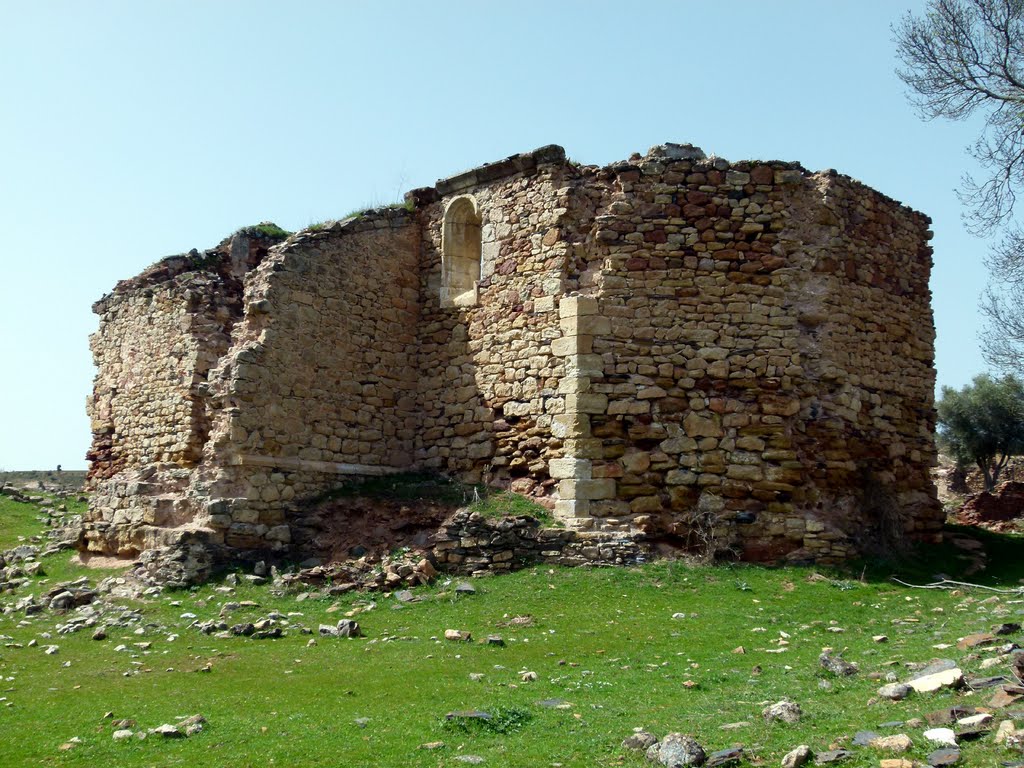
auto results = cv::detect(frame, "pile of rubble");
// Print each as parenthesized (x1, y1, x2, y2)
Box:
(278, 549, 439, 594)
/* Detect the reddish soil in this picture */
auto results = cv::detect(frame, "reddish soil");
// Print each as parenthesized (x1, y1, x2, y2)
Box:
(291, 496, 456, 564)
(953, 481, 1024, 533)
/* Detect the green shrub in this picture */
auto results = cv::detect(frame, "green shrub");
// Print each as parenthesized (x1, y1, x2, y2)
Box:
(442, 705, 533, 735)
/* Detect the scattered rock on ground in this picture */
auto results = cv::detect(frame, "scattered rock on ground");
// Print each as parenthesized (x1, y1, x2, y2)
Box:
(851, 731, 878, 747)
(957, 713, 992, 727)
(878, 682, 912, 701)
(706, 746, 743, 767)
(925, 707, 974, 726)
(151, 724, 183, 738)
(763, 700, 802, 725)
(645, 733, 706, 766)
(923, 728, 957, 747)
(781, 744, 812, 768)
(623, 730, 658, 751)
(812, 749, 851, 764)
(996, 720, 1017, 743)
(957, 632, 996, 650)
(908, 667, 963, 694)
(819, 650, 858, 676)
(926, 747, 961, 766)
(868, 734, 913, 752)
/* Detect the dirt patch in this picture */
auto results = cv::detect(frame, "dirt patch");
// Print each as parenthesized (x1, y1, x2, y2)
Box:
(953, 481, 1024, 533)
(291, 496, 457, 564)
(72, 552, 135, 570)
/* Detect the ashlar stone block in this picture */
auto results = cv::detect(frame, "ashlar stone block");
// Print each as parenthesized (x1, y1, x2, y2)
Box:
(565, 354, 605, 378)
(560, 314, 610, 336)
(558, 478, 617, 501)
(552, 413, 591, 438)
(564, 393, 608, 414)
(549, 458, 593, 479)
(554, 498, 590, 519)
(559, 295, 599, 318)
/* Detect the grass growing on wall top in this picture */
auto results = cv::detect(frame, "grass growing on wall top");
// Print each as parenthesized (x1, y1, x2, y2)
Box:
(244, 222, 292, 239)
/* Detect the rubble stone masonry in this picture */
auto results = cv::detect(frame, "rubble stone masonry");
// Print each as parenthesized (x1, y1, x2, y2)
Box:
(83, 142, 942, 578)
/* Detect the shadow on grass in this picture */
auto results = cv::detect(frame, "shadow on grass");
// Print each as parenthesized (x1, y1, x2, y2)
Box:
(850, 524, 1024, 588)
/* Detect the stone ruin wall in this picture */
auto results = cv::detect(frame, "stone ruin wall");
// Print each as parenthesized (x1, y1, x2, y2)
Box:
(84, 213, 422, 559)
(85, 235, 277, 555)
(412, 150, 578, 494)
(200, 210, 421, 553)
(561, 150, 939, 560)
(82, 142, 942, 576)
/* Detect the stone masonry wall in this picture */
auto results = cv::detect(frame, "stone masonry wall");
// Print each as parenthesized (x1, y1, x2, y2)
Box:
(83, 213, 419, 559)
(546, 145, 941, 561)
(87, 274, 216, 477)
(432, 510, 647, 575)
(83, 142, 942, 578)
(194, 209, 421, 551)
(412, 147, 580, 498)
(83, 233, 283, 556)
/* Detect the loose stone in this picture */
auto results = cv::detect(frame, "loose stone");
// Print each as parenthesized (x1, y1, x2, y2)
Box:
(646, 733, 706, 767)
(763, 700, 802, 725)
(780, 745, 812, 768)
(923, 728, 957, 747)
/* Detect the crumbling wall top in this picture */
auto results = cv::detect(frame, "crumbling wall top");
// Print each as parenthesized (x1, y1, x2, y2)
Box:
(93, 224, 290, 313)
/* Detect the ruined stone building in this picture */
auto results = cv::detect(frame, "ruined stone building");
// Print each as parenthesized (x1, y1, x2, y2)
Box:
(83, 142, 943, 576)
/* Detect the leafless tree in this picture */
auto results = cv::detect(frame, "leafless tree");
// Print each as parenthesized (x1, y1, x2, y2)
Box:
(895, 0, 1024, 370)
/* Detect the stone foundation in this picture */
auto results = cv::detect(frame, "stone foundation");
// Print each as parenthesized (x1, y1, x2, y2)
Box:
(433, 510, 647, 575)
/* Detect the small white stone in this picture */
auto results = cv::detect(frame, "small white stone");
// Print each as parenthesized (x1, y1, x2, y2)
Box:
(923, 727, 957, 747)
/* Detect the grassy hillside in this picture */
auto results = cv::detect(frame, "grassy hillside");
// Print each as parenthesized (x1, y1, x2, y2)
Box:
(1, 494, 1022, 767)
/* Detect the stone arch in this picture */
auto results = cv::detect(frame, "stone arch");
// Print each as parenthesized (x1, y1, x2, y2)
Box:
(441, 195, 482, 307)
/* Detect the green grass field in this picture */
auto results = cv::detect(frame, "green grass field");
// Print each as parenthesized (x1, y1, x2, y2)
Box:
(0, 494, 87, 551)
(1, 494, 1023, 767)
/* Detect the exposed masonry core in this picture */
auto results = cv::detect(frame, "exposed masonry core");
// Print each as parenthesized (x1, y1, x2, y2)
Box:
(83, 142, 943, 576)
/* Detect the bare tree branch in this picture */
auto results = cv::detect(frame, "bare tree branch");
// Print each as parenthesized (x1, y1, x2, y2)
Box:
(896, 1, 1024, 371)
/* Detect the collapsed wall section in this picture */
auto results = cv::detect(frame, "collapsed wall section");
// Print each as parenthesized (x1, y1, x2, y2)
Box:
(83, 214, 419, 563)
(84, 232, 282, 557)
(87, 273, 217, 475)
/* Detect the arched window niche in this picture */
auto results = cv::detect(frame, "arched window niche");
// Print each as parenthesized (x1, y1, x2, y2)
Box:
(440, 195, 482, 308)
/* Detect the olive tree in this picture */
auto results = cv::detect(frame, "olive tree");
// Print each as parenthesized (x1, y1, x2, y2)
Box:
(936, 373, 1024, 489)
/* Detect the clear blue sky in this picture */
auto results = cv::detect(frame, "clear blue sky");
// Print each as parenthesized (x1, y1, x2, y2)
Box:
(0, 1, 993, 470)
